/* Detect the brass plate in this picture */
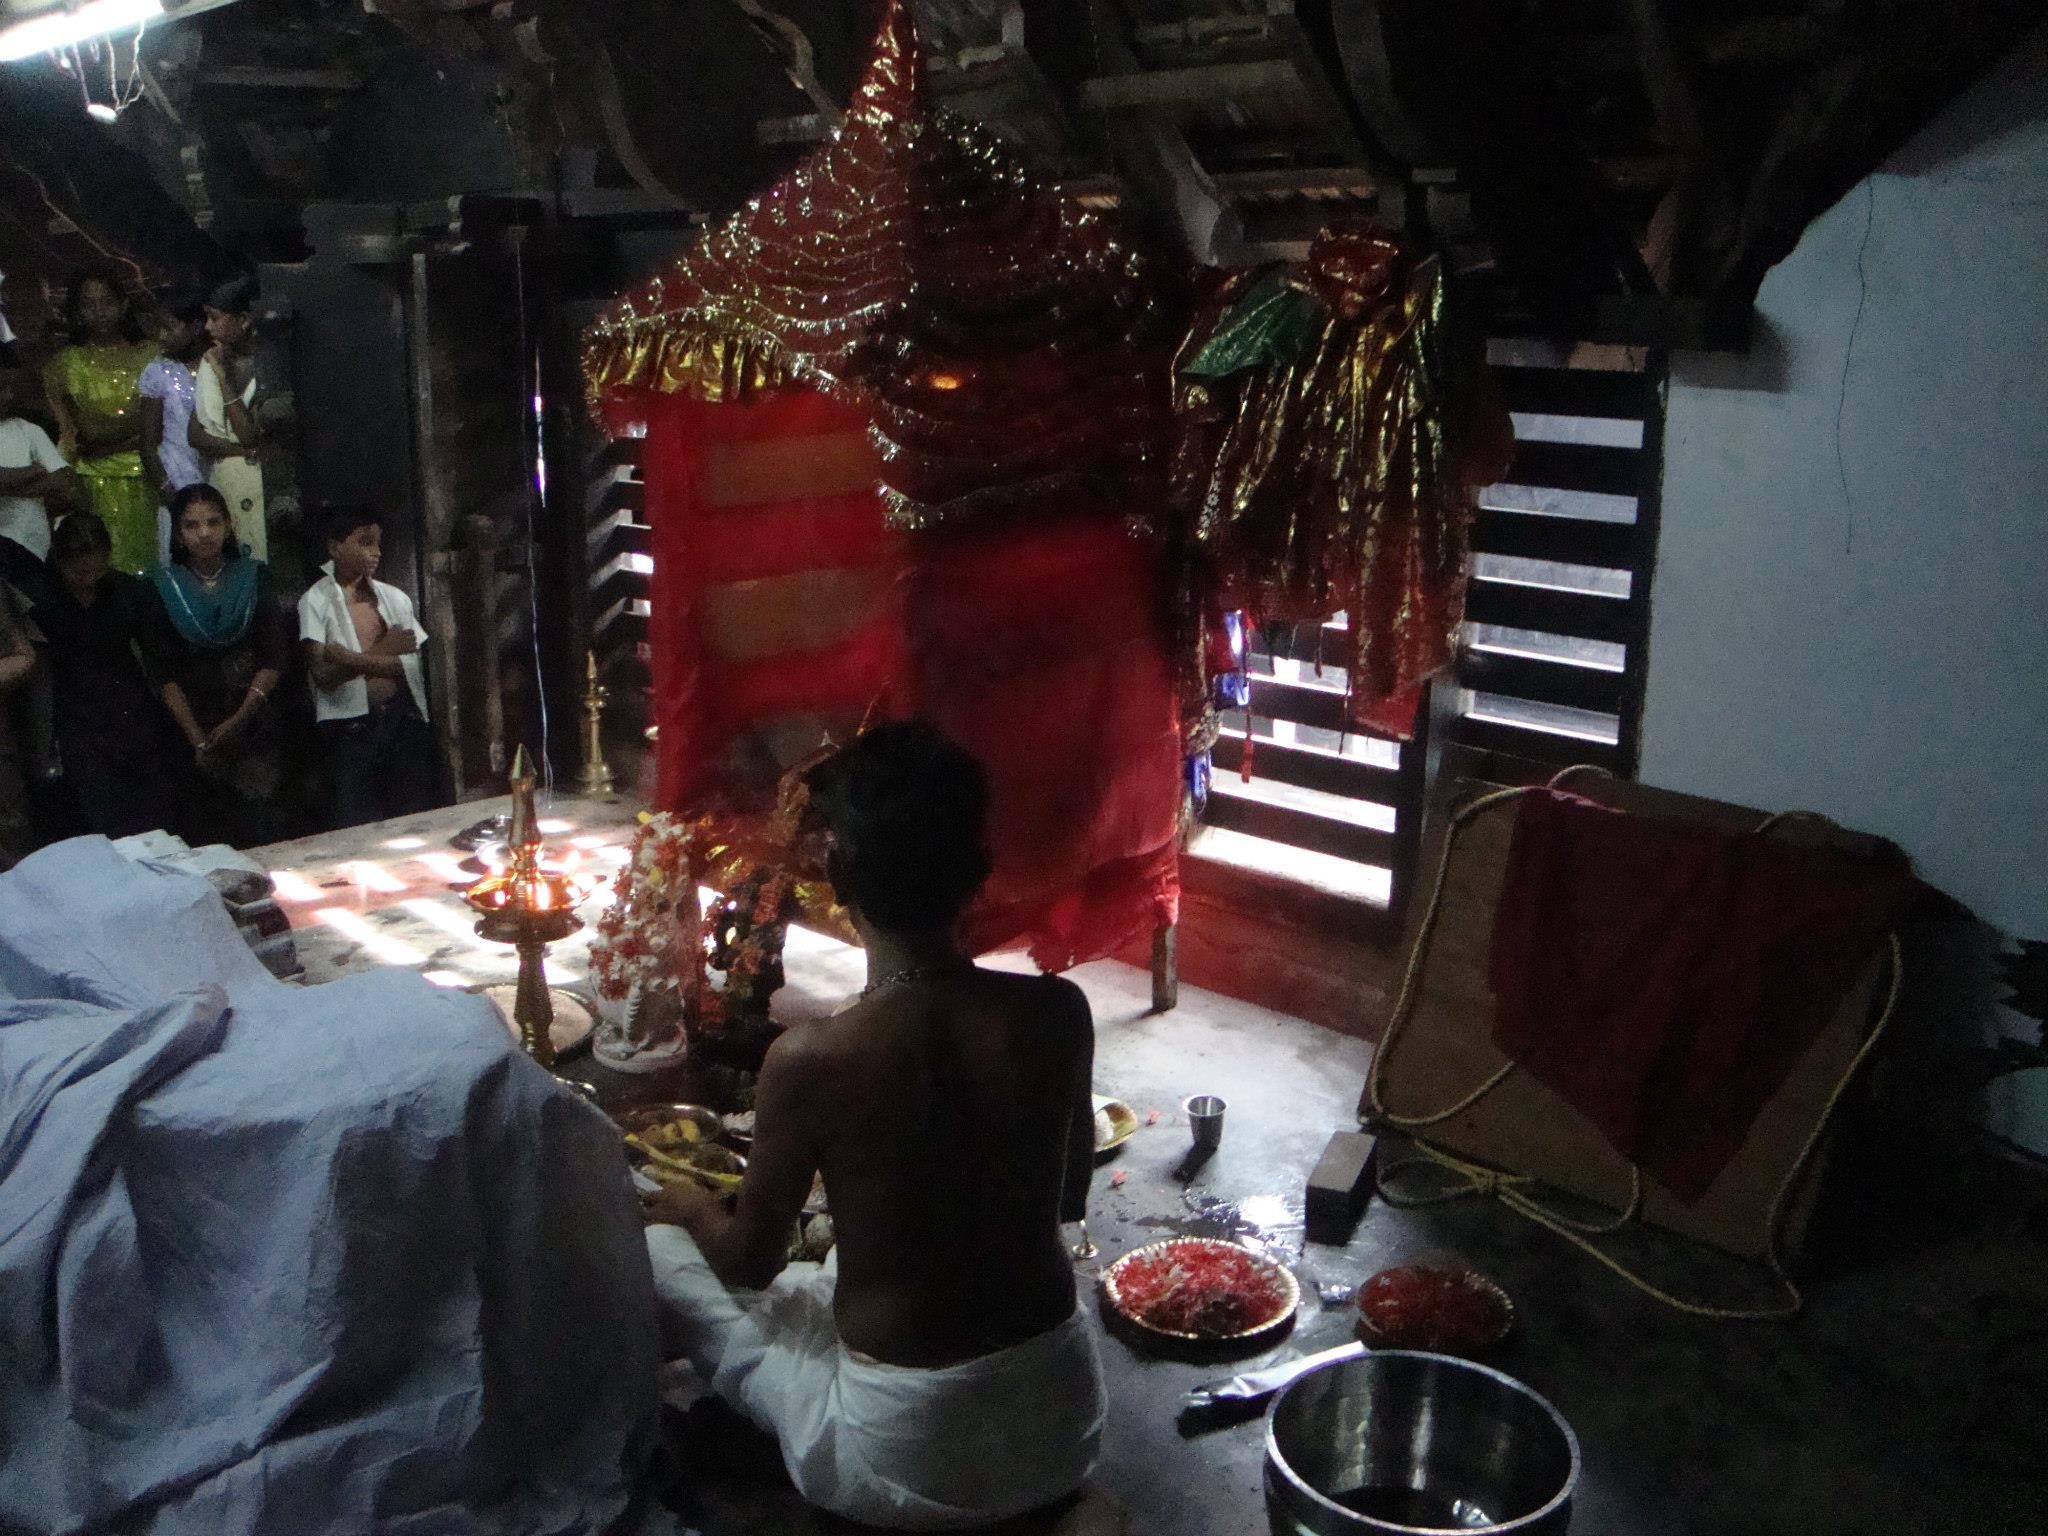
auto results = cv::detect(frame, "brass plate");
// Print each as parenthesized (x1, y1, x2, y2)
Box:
(616, 1104, 745, 1193)
(1093, 1095, 1140, 1155)
(615, 1103, 724, 1147)
(1100, 1237, 1300, 1347)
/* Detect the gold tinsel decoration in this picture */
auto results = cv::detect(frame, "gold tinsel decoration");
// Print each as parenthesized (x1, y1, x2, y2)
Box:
(1170, 230, 1513, 733)
(582, 0, 1173, 531)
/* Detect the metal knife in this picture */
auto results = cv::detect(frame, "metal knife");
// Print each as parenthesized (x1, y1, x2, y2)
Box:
(1182, 1340, 1369, 1410)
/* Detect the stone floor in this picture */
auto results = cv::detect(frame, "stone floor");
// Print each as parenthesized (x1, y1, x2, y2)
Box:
(1008, 963, 2046, 1536)
(249, 790, 645, 992)
(254, 800, 2048, 1536)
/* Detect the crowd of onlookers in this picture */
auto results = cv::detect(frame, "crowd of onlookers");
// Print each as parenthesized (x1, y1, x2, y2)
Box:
(0, 266, 444, 867)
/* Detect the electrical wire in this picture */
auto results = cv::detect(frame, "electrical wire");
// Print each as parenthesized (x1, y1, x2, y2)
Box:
(3, 155, 146, 284)
(1833, 179, 1876, 556)
(54, 25, 148, 123)
(512, 230, 555, 802)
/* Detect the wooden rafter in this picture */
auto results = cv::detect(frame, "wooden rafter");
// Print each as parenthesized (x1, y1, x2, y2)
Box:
(0, 0, 2021, 349)
(197, 64, 366, 91)
(1081, 58, 1300, 112)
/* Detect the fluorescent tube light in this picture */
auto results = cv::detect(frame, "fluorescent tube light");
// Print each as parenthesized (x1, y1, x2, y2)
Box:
(0, 0, 166, 64)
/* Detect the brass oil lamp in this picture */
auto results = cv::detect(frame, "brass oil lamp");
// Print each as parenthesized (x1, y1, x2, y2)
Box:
(465, 746, 585, 1068)
(577, 650, 615, 796)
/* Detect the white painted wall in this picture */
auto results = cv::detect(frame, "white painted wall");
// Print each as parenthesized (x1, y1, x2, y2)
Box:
(1641, 29, 2048, 1147)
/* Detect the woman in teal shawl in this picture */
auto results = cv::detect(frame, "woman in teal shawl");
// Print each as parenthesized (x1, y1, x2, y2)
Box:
(144, 482, 288, 846)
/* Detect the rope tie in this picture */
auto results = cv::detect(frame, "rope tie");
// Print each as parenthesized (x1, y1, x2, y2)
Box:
(1364, 766, 1904, 1321)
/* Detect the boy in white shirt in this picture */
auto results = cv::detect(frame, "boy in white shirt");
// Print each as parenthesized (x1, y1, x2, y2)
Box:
(0, 366, 77, 559)
(297, 505, 441, 827)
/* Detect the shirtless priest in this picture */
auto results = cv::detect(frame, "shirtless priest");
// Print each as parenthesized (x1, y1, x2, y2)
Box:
(642, 722, 1106, 1530)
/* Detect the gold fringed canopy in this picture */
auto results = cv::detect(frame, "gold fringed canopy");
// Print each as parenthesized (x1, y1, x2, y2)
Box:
(582, 0, 1174, 530)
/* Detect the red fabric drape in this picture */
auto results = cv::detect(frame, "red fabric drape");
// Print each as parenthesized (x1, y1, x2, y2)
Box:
(642, 388, 1181, 971)
(641, 388, 907, 812)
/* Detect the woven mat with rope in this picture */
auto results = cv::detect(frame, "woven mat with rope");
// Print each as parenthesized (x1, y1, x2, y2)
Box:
(1363, 766, 1904, 1321)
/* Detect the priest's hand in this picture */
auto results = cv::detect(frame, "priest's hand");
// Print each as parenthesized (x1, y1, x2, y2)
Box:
(640, 1177, 722, 1232)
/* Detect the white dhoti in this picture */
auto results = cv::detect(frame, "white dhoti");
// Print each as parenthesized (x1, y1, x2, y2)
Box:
(647, 1225, 1107, 1531)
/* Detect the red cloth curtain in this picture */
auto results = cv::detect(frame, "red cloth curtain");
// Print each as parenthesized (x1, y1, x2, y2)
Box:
(641, 388, 1182, 971)
(1488, 790, 1914, 1203)
(641, 388, 907, 811)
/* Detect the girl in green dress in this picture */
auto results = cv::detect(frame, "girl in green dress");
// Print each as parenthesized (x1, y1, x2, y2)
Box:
(46, 269, 158, 574)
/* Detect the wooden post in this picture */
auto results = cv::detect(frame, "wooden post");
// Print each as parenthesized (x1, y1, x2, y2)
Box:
(1150, 922, 1179, 1014)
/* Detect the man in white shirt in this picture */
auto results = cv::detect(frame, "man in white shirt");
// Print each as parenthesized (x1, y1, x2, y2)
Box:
(297, 505, 441, 827)
(0, 367, 77, 560)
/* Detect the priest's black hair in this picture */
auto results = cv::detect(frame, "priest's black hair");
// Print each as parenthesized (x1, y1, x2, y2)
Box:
(803, 720, 992, 933)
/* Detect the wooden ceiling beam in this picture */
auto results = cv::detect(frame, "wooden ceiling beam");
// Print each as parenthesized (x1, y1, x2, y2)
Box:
(724, 0, 842, 126)
(1551, 33, 1638, 83)
(361, 1, 495, 14)
(1266, 10, 1379, 174)
(755, 112, 826, 146)
(1595, 152, 1684, 193)
(197, 64, 366, 91)
(1209, 165, 1375, 200)
(1128, 16, 1278, 62)
(1327, 0, 1450, 173)
(1082, 58, 1300, 113)
(1695, 18, 1833, 68)
(1617, 0, 1737, 292)
(925, 9, 1079, 166)
(1056, 173, 1121, 208)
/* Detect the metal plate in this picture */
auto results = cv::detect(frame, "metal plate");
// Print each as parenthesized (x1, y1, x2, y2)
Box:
(1355, 1268, 1515, 1355)
(614, 1103, 725, 1146)
(1101, 1236, 1300, 1347)
(450, 815, 511, 851)
(616, 1104, 746, 1193)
